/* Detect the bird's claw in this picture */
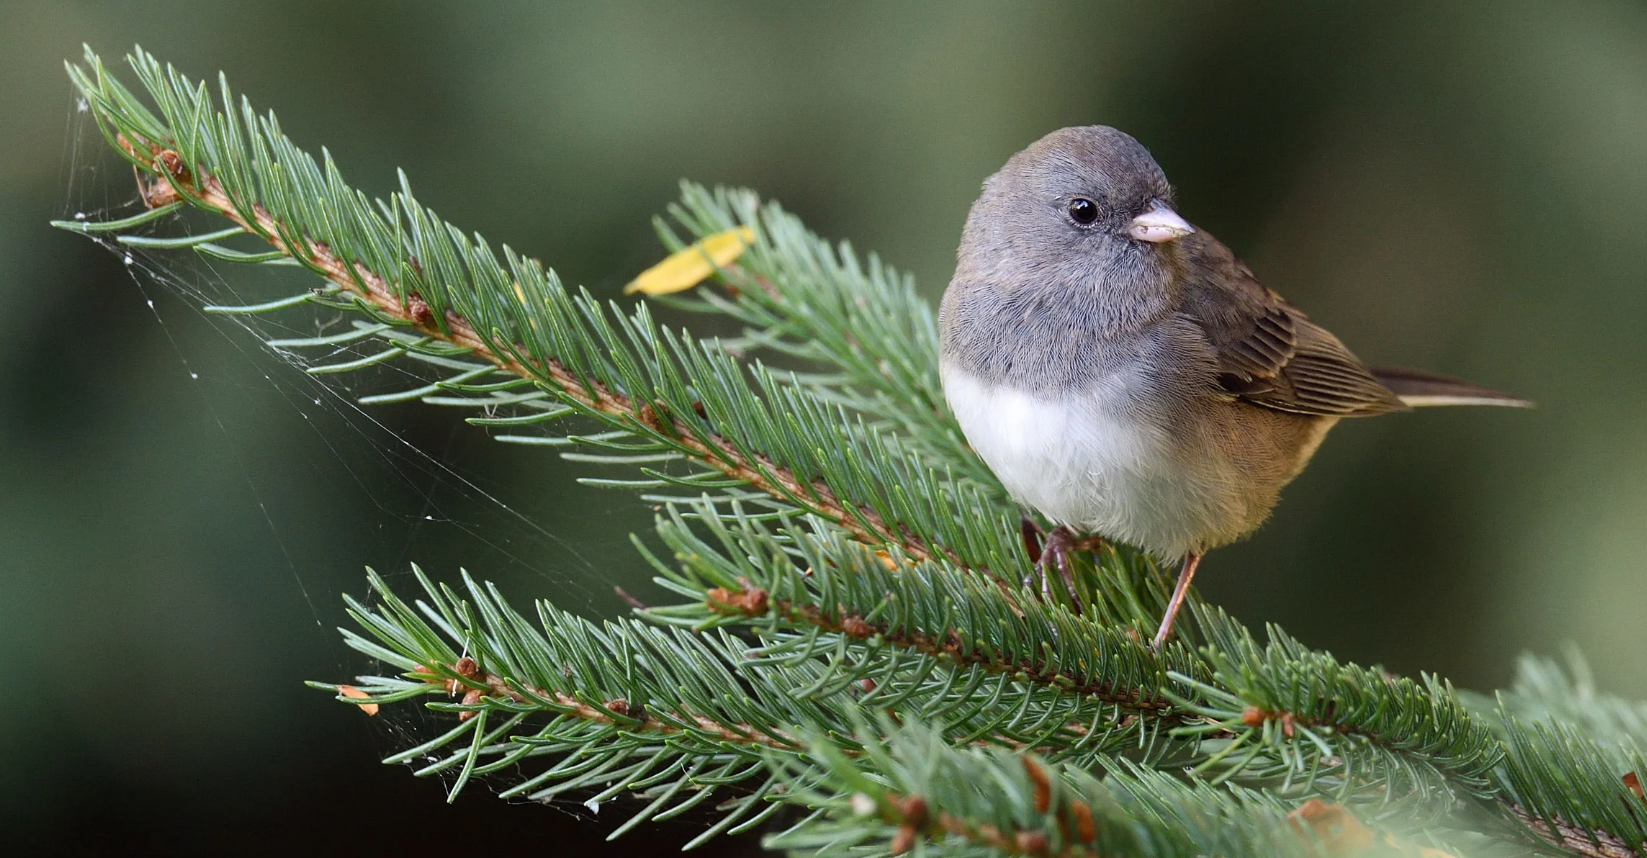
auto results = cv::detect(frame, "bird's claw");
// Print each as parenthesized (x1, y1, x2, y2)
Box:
(1021, 524, 1101, 614)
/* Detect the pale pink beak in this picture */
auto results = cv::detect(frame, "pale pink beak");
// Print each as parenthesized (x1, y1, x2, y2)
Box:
(1128, 200, 1194, 243)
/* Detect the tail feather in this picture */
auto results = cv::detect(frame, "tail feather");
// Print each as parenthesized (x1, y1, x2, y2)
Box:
(1371, 366, 1533, 408)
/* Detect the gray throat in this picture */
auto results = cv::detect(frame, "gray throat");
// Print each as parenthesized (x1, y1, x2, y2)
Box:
(939, 278, 1170, 395)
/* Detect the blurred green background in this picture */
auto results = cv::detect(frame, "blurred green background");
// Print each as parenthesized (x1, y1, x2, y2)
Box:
(4, 2, 1646, 854)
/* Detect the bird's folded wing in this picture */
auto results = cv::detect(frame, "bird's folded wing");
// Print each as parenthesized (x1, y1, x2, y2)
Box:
(1251, 318, 1410, 415)
(1177, 234, 1407, 417)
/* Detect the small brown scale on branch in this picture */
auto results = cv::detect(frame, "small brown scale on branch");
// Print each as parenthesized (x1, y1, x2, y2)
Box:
(1241, 705, 1298, 737)
(1240, 703, 1361, 740)
(705, 582, 1176, 714)
(706, 583, 768, 616)
(113, 132, 948, 568)
(138, 168, 181, 209)
(404, 293, 433, 326)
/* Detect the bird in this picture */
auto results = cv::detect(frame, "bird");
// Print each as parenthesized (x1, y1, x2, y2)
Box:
(937, 126, 1529, 649)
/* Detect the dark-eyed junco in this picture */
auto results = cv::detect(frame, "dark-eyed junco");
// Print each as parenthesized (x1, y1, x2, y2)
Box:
(938, 126, 1528, 648)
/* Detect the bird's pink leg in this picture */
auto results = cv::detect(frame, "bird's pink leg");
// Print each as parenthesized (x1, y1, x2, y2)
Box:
(1152, 552, 1202, 649)
(1020, 517, 1044, 565)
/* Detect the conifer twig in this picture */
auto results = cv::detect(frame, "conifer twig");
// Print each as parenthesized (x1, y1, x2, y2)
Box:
(61, 47, 1647, 858)
(875, 788, 1087, 858)
(408, 654, 804, 751)
(704, 581, 1175, 714)
(111, 131, 949, 567)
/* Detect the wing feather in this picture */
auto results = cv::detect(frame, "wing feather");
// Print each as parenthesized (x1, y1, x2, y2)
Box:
(1176, 233, 1407, 417)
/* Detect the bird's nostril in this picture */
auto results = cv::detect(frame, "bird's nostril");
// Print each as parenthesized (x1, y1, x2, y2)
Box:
(1127, 201, 1194, 243)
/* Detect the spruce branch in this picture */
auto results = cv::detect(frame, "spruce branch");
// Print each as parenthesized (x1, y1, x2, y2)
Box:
(1451, 653, 1647, 856)
(329, 567, 807, 754)
(768, 723, 1353, 858)
(320, 566, 837, 837)
(1172, 624, 1502, 816)
(105, 127, 934, 565)
(643, 505, 1199, 718)
(1494, 649, 1647, 751)
(61, 45, 1027, 576)
(56, 45, 1647, 858)
(1491, 716, 1647, 857)
(639, 503, 1200, 765)
(322, 564, 1166, 838)
(1506, 804, 1641, 858)
(654, 185, 1002, 491)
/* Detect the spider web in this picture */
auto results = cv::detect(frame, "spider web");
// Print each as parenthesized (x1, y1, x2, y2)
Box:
(56, 97, 666, 797)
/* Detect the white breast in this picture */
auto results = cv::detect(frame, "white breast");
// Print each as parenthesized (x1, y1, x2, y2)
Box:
(941, 362, 1228, 559)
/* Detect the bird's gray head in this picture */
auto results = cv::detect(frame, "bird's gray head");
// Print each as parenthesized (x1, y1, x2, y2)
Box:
(949, 126, 1194, 331)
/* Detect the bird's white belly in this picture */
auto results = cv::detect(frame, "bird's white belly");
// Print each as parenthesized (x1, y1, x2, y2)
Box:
(941, 364, 1223, 559)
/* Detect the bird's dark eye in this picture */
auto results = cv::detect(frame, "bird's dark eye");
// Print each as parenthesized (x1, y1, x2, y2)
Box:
(1067, 198, 1098, 225)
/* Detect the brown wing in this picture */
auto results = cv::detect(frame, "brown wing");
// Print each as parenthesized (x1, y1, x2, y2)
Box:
(1176, 232, 1408, 417)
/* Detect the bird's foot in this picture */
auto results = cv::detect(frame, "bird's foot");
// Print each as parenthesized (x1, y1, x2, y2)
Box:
(1023, 524, 1104, 613)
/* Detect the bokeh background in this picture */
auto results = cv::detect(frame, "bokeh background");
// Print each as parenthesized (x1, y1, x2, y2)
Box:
(3, 2, 1645, 854)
